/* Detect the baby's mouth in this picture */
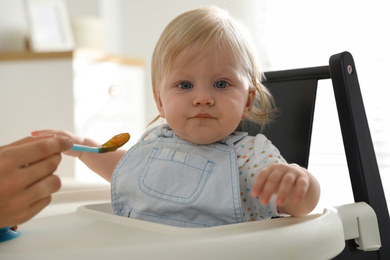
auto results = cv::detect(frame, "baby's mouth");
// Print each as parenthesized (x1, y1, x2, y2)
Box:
(192, 113, 216, 119)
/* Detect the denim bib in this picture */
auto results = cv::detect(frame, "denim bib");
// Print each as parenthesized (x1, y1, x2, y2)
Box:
(111, 125, 248, 227)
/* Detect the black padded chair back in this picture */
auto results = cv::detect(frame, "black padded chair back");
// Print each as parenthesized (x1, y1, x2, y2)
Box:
(241, 66, 328, 167)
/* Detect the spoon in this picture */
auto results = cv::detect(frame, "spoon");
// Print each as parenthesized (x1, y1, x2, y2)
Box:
(70, 133, 130, 153)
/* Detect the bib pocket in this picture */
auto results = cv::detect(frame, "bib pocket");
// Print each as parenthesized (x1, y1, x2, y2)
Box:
(138, 147, 214, 204)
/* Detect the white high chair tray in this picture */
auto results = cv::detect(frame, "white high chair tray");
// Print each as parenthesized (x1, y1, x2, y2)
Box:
(0, 188, 346, 260)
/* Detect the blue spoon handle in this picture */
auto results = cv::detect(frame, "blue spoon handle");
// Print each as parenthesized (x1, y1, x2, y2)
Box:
(70, 144, 101, 153)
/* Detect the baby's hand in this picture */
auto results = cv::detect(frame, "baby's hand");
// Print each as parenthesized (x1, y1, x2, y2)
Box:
(250, 163, 310, 208)
(31, 129, 84, 158)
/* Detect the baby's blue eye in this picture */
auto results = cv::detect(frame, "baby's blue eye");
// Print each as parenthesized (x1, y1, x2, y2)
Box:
(178, 82, 193, 89)
(214, 81, 228, 89)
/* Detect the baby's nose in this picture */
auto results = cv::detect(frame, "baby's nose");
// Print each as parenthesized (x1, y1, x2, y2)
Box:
(193, 89, 215, 106)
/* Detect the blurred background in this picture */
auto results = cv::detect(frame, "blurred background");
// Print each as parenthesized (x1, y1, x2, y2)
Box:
(0, 0, 388, 213)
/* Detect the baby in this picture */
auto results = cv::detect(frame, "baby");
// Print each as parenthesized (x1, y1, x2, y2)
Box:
(33, 6, 320, 227)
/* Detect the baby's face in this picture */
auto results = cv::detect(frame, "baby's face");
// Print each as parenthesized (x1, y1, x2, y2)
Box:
(155, 48, 255, 144)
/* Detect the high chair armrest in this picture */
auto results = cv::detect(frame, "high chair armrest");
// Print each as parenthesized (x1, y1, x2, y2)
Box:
(328, 202, 381, 251)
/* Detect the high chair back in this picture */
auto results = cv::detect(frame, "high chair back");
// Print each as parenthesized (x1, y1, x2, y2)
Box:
(241, 52, 389, 259)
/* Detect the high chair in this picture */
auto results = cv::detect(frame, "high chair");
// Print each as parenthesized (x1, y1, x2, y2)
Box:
(0, 52, 388, 259)
(256, 51, 390, 259)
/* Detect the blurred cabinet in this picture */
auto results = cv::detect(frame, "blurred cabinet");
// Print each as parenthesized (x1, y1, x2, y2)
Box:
(0, 50, 145, 180)
(73, 50, 145, 182)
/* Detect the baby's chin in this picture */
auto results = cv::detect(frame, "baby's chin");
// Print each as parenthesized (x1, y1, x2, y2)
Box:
(175, 130, 231, 145)
(170, 121, 238, 144)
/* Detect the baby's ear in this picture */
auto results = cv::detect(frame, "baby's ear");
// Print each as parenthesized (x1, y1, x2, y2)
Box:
(154, 92, 166, 118)
(243, 88, 256, 119)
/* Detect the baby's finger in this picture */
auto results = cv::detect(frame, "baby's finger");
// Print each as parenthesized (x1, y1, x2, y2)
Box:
(275, 172, 296, 206)
(259, 169, 284, 205)
(251, 168, 270, 198)
(292, 176, 310, 203)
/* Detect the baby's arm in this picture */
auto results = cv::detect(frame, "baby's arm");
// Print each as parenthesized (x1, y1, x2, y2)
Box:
(251, 163, 320, 217)
(31, 130, 125, 182)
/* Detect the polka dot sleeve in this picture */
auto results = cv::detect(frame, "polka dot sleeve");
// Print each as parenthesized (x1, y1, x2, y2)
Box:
(235, 134, 287, 222)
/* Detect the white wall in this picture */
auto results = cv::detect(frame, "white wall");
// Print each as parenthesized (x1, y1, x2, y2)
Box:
(0, 0, 27, 52)
(0, 58, 75, 178)
(65, 0, 100, 17)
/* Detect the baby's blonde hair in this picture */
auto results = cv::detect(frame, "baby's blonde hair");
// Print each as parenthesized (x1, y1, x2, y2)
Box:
(151, 6, 275, 129)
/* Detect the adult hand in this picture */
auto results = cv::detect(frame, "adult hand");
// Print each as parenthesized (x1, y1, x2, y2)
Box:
(0, 136, 73, 228)
(31, 129, 85, 158)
